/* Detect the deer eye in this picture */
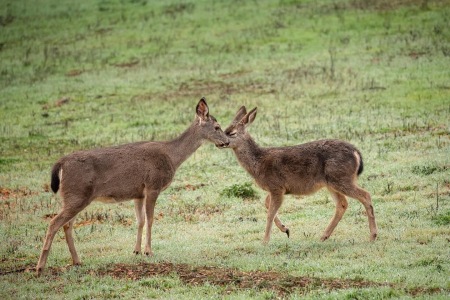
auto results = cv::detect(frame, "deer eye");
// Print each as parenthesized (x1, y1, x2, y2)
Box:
(228, 131, 237, 137)
(214, 126, 220, 131)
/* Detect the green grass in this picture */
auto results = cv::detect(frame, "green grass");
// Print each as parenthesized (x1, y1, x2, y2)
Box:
(221, 182, 259, 199)
(1, 0, 449, 298)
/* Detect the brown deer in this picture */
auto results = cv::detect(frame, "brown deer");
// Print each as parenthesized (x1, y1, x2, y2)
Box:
(223, 106, 377, 244)
(36, 98, 229, 275)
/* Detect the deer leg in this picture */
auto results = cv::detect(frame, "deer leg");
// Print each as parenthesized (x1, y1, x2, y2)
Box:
(133, 198, 145, 254)
(335, 183, 378, 241)
(62, 218, 81, 266)
(263, 192, 284, 244)
(36, 205, 84, 275)
(143, 189, 159, 256)
(265, 194, 289, 237)
(321, 189, 348, 241)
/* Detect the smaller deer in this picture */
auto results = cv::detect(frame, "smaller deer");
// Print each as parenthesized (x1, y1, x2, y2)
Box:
(223, 106, 377, 244)
(36, 98, 229, 275)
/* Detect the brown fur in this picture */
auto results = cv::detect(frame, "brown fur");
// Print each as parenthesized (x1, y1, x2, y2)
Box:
(224, 106, 377, 244)
(36, 98, 229, 275)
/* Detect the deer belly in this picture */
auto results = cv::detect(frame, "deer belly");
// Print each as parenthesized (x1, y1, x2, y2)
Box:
(94, 196, 121, 204)
(288, 182, 325, 195)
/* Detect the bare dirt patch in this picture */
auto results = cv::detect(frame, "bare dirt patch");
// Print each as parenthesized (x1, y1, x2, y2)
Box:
(114, 60, 140, 68)
(65, 69, 84, 77)
(131, 79, 275, 103)
(97, 262, 443, 296)
(0, 187, 37, 201)
(0, 262, 445, 297)
(347, 0, 444, 11)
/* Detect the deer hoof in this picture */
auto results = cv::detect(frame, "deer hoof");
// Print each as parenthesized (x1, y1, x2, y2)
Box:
(285, 229, 290, 238)
(144, 251, 154, 257)
(133, 250, 141, 255)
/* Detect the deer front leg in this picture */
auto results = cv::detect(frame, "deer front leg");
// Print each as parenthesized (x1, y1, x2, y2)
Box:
(143, 189, 159, 256)
(265, 194, 290, 238)
(133, 198, 145, 254)
(263, 192, 284, 244)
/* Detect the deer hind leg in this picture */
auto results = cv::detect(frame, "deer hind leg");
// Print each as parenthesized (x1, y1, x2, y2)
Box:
(321, 189, 348, 241)
(143, 189, 160, 256)
(36, 204, 85, 275)
(265, 194, 290, 238)
(63, 217, 81, 266)
(264, 192, 284, 244)
(133, 198, 145, 254)
(333, 183, 378, 241)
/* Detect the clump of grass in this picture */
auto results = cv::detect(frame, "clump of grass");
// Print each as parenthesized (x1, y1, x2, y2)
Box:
(0, 157, 20, 172)
(221, 182, 258, 199)
(432, 210, 450, 226)
(411, 165, 446, 176)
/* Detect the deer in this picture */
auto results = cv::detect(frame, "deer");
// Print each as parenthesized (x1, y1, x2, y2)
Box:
(223, 106, 377, 245)
(36, 98, 229, 275)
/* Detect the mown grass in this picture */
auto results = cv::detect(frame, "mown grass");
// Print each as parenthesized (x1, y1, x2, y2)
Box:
(1, 0, 449, 299)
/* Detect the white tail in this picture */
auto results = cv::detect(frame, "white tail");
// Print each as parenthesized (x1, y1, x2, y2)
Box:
(36, 98, 229, 275)
(223, 106, 377, 244)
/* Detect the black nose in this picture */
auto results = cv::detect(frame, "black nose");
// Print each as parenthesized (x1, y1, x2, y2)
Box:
(217, 141, 229, 148)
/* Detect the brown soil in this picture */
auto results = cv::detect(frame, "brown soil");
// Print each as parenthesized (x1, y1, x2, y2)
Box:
(0, 262, 445, 297)
(97, 262, 443, 297)
(0, 187, 36, 200)
(345, 0, 443, 11)
(114, 60, 139, 68)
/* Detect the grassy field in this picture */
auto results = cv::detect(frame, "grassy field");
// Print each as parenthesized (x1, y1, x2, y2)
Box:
(0, 0, 449, 298)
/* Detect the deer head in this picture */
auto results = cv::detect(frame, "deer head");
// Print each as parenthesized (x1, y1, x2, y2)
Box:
(195, 98, 229, 148)
(224, 106, 257, 149)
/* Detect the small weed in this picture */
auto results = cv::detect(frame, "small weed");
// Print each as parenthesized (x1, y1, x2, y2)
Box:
(221, 182, 258, 199)
(382, 181, 394, 195)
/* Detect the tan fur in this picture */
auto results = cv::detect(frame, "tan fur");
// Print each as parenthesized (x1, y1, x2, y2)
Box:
(224, 106, 378, 244)
(36, 98, 229, 275)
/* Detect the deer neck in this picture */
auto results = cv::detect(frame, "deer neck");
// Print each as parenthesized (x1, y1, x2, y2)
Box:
(166, 122, 203, 169)
(232, 135, 265, 177)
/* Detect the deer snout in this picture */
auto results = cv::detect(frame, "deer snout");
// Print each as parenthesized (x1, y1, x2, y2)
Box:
(216, 140, 230, 148)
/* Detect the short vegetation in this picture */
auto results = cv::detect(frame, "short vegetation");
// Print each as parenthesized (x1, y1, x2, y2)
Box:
(221, 182, 259, 199)
(0, 0, 449, 299)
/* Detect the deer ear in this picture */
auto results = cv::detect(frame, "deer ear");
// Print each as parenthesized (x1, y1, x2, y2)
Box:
(240, 107, 257, 127)
(247, 107, 257, 125)
(196, 97, 209, 120)
(232, 106, 247, 124)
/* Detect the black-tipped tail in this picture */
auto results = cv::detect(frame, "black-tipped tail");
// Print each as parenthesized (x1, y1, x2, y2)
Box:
(50, 162, 61, 193)
(357, 151, 364, 176)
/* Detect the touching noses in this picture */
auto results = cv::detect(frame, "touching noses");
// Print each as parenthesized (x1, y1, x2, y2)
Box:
(217, 139, 230, 148)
